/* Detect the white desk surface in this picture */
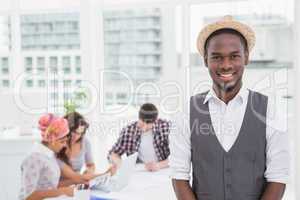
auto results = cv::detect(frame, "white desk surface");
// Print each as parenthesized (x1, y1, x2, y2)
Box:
(46, 165, 176, 200)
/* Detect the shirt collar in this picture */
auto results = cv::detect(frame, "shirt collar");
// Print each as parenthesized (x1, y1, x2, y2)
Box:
(203, 85, 248, 104)
(32, 142, 55, 158)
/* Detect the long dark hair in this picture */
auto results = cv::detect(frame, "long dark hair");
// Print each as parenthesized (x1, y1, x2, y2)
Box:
(57, 112, 89, 165)
(56, 145, 71, 165)
(64, 112, 89, 146)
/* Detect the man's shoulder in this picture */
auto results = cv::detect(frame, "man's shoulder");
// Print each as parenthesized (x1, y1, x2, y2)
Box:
(248, 89, 269, 104)
(156, 118, 171, 126)
(190, 90, 210, 99)
(122, 121, 139, 134)
(248, 89, 268, 98)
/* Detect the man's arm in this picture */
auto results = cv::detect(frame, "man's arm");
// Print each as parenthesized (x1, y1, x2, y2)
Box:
(59, 163, 95, 186)
(169, 113, 194, 199)
(158, 159, 169, 169)
(109, 152, 122, 167)
(261, 182, 285, 200)
(144, 159, 169, 172)
(172, 179, 196, 200)
(107, 127, 128, 162)
(263, 101, 290, 200)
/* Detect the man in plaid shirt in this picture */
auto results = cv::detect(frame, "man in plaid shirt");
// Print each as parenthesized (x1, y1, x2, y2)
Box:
(108, 103, 171, 172)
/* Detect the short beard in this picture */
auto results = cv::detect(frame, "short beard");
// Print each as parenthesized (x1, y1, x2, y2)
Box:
(216, 77, 242, 93)
(216, 81, 236, 92)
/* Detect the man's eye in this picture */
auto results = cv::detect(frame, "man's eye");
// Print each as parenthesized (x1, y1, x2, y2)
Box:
(231, 55, 240, 59)
(211, 56, 221, 60)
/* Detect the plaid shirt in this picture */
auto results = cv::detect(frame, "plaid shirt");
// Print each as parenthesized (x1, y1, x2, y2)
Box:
(109, 118, 171, 162)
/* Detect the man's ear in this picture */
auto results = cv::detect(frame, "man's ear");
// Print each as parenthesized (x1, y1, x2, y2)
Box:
(204, 54, 208, 68)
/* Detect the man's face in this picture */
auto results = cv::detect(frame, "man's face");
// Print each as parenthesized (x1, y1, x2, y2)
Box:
(138, 120, 154, 132)
(50, 136, 68, 153)
(204, 33, 249, 92)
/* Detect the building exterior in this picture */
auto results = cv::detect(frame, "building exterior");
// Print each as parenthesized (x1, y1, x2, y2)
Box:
(19, 13, 82, 111)
(102, 8, 163, 105)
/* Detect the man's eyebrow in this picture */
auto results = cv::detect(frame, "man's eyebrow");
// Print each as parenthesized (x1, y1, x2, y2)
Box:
(210, 52, 222, 55)
(209, 51, 241, 55)
(230, 51, 241, 54)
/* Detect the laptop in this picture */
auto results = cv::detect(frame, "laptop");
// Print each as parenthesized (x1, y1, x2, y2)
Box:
(89, 153, 138, 192)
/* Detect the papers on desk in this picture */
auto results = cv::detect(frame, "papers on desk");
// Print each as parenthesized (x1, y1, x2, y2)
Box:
(89, 173, 111, 191)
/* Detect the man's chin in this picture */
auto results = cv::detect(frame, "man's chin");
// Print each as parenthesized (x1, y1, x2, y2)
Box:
(217, 81, 237, 92)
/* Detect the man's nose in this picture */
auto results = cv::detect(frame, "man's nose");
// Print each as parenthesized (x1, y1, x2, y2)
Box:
(62, 141, 67, 147)
(220, 56, 233, 70)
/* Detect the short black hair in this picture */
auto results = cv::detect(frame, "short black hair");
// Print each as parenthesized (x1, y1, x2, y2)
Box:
(204, 28, 248, 56)
(138, 103, 158, 123)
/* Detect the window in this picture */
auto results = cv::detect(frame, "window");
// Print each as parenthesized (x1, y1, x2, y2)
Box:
(25, 57, 32, 67)
(49, 56, 58, 67)
(75, 80, 82, 86)
(37, 57, 45, 67)
(38, 80, 46, 87)
(37, 67, 45, 73)
(25, 57, 33, 72)
(50, 92, 58, 100)
(2, 79, 9, 87)
(63, 80, 72, 87)
(25, 67, 33, 73)
(103, 8, 163, 84)
(37, 57, 45, 73)
(26, 79, 33, 87)
(2, 57, 8, 68)
(50, 66, 58, 73)
(2, 67, 9, 74)
(116, 93, 127, 99)
(50, 80, 58, 87)
(75, 67, 81, 74)
(106, 92, 113, 99)
(62, 56, 71, 67)
(63, 92, 70, 100)
(63, 67, 71, 74)
(75, 56, 81, 67)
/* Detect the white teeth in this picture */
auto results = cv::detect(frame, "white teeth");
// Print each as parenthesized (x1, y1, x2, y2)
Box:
(219, 73, 233, 78)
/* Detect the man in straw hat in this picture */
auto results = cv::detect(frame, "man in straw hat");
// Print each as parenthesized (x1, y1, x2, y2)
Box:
(170, 16, 290, 200)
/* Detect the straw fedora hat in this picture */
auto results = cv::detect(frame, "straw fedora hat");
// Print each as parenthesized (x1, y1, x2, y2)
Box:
(197, 15, 256, 56)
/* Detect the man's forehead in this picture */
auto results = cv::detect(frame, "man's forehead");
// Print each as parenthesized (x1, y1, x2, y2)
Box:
(206, 33, 244, 53)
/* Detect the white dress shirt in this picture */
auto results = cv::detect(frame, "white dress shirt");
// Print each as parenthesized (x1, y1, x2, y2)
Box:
(169, 86, 290, 184)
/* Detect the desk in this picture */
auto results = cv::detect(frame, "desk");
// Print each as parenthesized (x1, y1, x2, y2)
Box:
(47, 166, 176, 200)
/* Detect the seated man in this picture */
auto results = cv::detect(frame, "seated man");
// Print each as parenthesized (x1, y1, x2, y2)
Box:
(108, 103, 171, 172)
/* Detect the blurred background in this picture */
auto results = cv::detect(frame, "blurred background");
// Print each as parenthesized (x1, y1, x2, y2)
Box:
(0, 0, 298, 199)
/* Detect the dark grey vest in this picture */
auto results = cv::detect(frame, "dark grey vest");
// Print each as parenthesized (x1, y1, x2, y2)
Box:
(190, 90, 267, 200)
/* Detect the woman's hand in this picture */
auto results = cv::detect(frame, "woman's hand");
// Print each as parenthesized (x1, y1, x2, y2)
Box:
(82, 172, 97, 181)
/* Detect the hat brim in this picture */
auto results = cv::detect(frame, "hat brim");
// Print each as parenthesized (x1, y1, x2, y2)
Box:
(197, 20, 256, 57)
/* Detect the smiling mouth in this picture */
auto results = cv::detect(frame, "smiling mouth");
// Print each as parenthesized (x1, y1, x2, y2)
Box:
(217, 72, 236, 78)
